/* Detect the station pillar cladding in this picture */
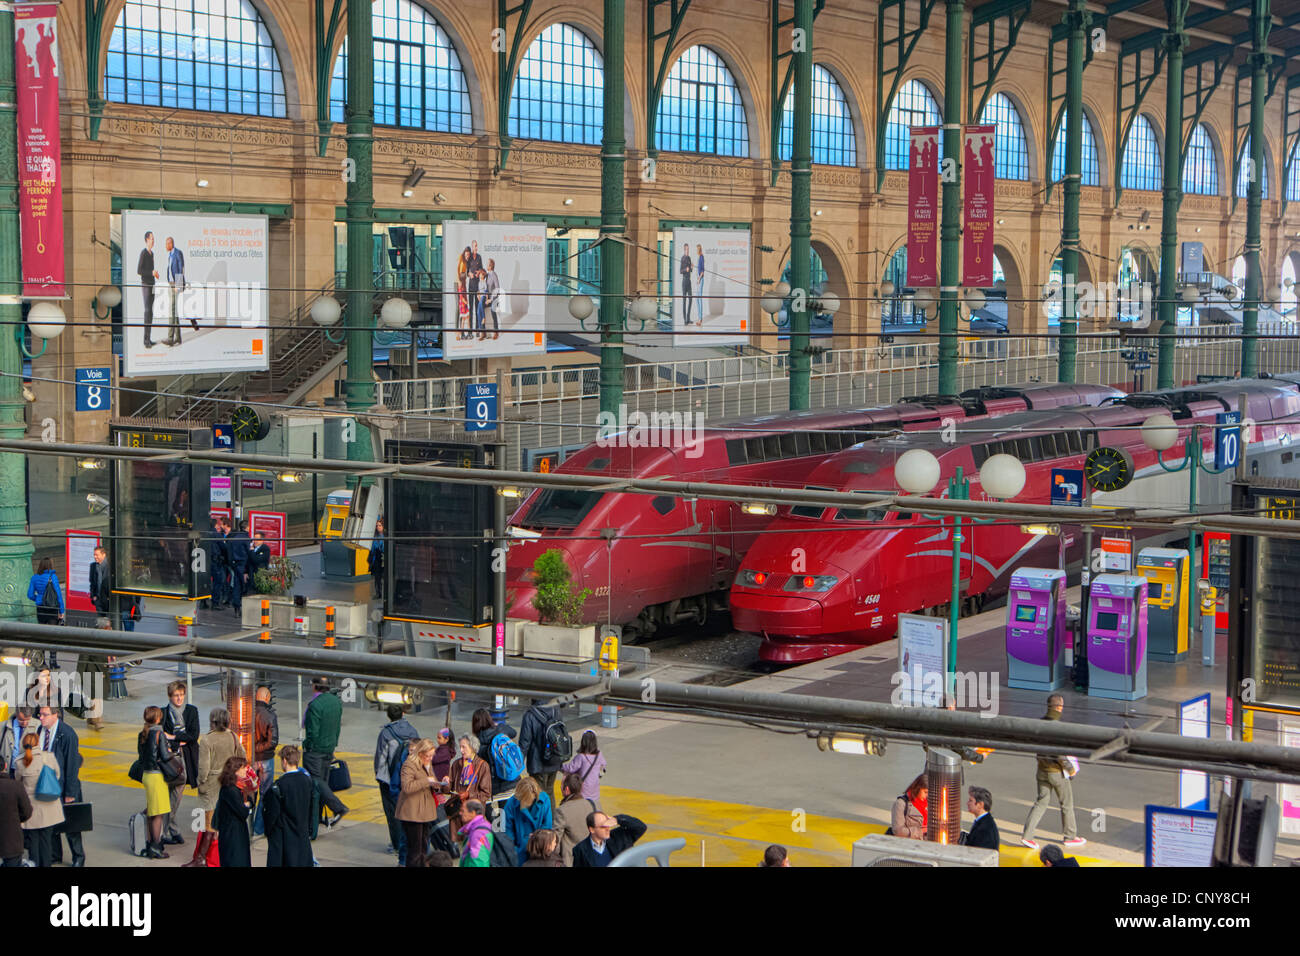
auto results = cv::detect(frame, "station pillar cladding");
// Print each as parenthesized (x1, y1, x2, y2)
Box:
(787, 0, 813, 411)
(0, 5, 33, 622)
(344, 0, 376, 468)
(936, 0, 963, 397)
(1056, 0, 1088, 385)
(1155, 0, 1188, 390)
(1240, 0, 1271, 379)
(598, 0, 626, 416)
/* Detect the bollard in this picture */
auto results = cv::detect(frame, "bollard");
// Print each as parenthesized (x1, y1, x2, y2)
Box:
(324, 606, 336, 649)
(261, 599, 270, 630)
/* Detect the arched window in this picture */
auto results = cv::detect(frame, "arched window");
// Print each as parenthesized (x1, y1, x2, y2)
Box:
(1050, 110, 1100, 186)
(977, 93, 1029, 180)
(1121, 115, 1161, 192)
(104, 0, 286, 116)
(1288, 140, 1300, 202)
(778, 65, 856, 166)
(656, 45, 749, 156)
(1237, 136, 1270, 198)
(329, 0, 471, 132)
(1182, 124, 1218, 195)
(884, 79, 941, 170)
(508, 24, 603, 144)
(1282, 256, 1297, 318)
(777, 247, 833, 335)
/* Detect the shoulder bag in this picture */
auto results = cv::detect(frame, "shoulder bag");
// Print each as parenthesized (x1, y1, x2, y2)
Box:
(35, 761, 61, 801)
(156, 728, 185, 785)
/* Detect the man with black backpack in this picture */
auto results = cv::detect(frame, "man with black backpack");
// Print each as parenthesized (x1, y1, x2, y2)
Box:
(518, 697, 570, 801)
(373, 703, 418, 863)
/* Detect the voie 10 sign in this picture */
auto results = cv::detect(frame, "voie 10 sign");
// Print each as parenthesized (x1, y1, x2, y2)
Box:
(75, 367, 112, 412)
(465, 383, 498, 432)
(1215, 411, 1241, 470)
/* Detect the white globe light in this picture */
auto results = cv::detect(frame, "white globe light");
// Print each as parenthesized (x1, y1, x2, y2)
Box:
(1227, 284, 1242, 301)
(310, 295, 342, 326)
(914, 287, 937, 312)
(979, 453, 1026, 500)
(774, 281, 792, 298)
(759, 295, 784, 315)
(631, 297, 658, 322)
(27, 301, 66, 339)
(568, 294, 594, 320)
(1266, 284, 1283, 304)
(1141, 413, 1179, 451)
(1180, 285, 1199, 303)
(96, 284, 122, 309)
(894, 448, 941, 495)
(879, 280, 896, 298)
(964, 288, 986, 311)
(380, 297, 413, 329)
(816, 291, 840, 315)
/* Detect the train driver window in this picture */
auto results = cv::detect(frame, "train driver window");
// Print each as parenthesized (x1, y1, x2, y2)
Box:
(790, 488, 833, 518)
(892, 511, 913, 522)
(650, 495, 676, 516)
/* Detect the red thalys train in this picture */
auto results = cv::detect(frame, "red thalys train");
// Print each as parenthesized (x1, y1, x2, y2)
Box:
(506, 382, 1122, 639)
(730, 373, 1300, 663)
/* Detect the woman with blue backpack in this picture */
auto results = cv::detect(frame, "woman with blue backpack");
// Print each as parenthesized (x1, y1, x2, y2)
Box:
(27, 557, 65, 627)
(471, 708, 523, 798)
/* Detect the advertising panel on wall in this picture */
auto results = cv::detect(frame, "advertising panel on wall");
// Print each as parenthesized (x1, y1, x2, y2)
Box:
(15, 2, 64, 297)
(121, 211, 270, 378)
(669, 227, 752, 347)
(906, 126, 939, 288)
(962, 124, 995, 288)
(441, 220, 547, 360)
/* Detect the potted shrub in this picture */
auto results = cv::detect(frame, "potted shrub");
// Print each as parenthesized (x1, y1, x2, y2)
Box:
(523, 549, 596, 661)
(253, 555, 303, 596)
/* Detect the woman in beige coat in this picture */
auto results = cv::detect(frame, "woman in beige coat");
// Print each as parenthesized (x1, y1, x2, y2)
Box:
(395, 738, 439, 868)
(15, 732, 62, 866)
(187, 708, 245, 867)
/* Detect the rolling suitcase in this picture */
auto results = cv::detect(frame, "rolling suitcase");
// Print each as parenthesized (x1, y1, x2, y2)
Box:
(128, 811, 148, 857)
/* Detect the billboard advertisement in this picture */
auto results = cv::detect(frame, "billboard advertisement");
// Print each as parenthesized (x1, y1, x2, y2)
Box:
(962, 124, 995, 287)
(442, 220, 547, 360)
(121, 211, 269, 378)
(907, 126, 939, 288)
(16, 3, 64, 297)
(670, 227, 751, 347)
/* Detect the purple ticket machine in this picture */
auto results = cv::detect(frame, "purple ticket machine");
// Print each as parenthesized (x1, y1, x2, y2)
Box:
(1006, 568, 1067, 690)
(1087, 574, 1149, 701)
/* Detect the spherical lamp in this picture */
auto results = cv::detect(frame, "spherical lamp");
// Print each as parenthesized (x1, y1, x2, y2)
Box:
(310, 295, 342, 326)
(815, 291, 840, 316)
(879, 279, 896, 298)
(1140, 413, 1180, 451)
(979, 453, 1026, 500)
(964, 289, 986, 312)
(379, 297, 413, 329)
(895, 448, 941, 495)
(774, 281, 792, 298)
(96, 285, 122, 310)
(27, 301, 66, 339)
(568, 294, 594, 320)
(631, 296, 658, 322)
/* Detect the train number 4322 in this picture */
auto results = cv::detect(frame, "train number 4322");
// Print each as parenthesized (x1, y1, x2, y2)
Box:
(592, 586, 611, 598)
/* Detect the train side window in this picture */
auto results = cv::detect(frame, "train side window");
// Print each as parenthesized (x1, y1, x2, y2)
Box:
(808, 432, 827, 455)
(972, 445, 989, 468)
(780, 434, 798, 457)
(745, 437, 765, 461)
(794, 433, 811, 456)
(1284, 452, 1294, 464)
(726, 438, 747, 465)
(1015, 437, 1034, 461)
(763, 435, 783, 459)
(650, 496, 676, 516)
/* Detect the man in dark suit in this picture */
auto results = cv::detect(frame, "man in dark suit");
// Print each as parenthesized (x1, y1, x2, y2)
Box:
(37, 706, 84, 866)
(963, 785, 1001, 851)
(248, 532, 272, 586)
(571, 811, 647, 868)
(138, 231, 159, 348)
(88, 546, 111, 620)
(0, 755, 32, 866)
(226, 519, 251, 613)
(263, 745, 317, 867)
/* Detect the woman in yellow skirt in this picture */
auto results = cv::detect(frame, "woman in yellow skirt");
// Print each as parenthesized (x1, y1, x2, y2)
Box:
(138, 705, 174, 860)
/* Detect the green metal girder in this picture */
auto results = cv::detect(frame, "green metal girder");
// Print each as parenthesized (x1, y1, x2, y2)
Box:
(656, 219, 750, 232)
(1282, 74, 1300, 214)
(769, 0, 825, 185)
(1179, 47, 1231, 173)
(876, 0, 938, 191)
(966, 0, 1031, 122)
(315, 0, 345, 157)
(115, 198, 293, 217)
(1155, 0, 1190, 391)
(513, 213, 602, 228)
(1113, 42, 1168, 205)
(1230, 55, 1279, 214)
(86, 0, 111, 140)
(1045, 8, 1103, 202)
(333, 207, 472, 223)
(497, 0, 535, 171)
(646, 0, 691, 160)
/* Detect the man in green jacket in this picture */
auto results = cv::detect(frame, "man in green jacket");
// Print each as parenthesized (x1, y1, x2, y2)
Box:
(302, 677, 348, 827)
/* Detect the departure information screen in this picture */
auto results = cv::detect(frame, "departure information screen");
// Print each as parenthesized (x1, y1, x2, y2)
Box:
(1248, 494, 1300, 709)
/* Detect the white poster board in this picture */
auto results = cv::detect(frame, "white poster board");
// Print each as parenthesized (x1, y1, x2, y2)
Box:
(897, 613, 948, 707)
(441, 220, 546, 360)
(669, 228, 751, 347)
(1100, 536, 1132, 572)
(1178, 694, 1210, 810)
(1281, 720, 1300, 836)
(66, 533, 98, 597)
(121, 211, 270, 377)
(1145, 806, 1217, 867)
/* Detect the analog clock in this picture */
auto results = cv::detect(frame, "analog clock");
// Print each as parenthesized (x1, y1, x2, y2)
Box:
(230, 405, 270, 442)
(1084, 446, 1135, 493)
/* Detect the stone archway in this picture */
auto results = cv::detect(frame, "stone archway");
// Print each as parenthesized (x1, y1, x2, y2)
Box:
(991, 243, 1025, 334)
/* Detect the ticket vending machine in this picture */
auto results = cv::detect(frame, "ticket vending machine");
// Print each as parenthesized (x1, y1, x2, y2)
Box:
(1005, 568, 1067, 690)
(1136, 546, 1190, 662)
(1087, 574, 1149, 701)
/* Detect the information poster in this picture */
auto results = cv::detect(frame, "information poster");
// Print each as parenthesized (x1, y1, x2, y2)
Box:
(210, 475, 232, 503)
(65, 530, 101, 614)
(669, 227, 752, 347)
(1145, 805, 1217, 867)
(1100, 536, 1132, 572)
(897, 613, 947, 707)
(15, 3, 63, 297)
(248, 510, 287, 558)
(906, 126, 939, 288)
(441, 220, 546, 360)
(1281, 720, 1300, 836)
(961, 125, 995, 287)
(1178, 694, 1210, 810)
(121, 211, 270, 377)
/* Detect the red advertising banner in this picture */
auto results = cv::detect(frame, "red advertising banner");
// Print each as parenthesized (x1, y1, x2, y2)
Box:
(906, 127, 939, 288)
(962, 124, 996, 288)
(15, 3, 64, 298)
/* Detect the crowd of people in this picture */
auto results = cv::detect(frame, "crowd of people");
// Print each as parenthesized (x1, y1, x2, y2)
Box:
(200, 517, 272, 614)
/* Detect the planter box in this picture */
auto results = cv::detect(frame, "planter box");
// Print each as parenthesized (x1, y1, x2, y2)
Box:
(520, 623, 597, 664)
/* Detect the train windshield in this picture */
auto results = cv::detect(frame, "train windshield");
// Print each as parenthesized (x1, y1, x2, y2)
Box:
(521, 489, 605, 528)
(833, 493, 889, 522)
(790, 487, 833, 518)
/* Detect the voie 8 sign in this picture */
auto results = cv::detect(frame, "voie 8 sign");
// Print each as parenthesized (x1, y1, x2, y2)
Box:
(75, 367, 111, 412)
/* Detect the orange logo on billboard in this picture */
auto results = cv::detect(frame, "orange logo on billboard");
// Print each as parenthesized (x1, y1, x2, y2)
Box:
(251, 339, 264, 355)
(538, 456, 553, 474)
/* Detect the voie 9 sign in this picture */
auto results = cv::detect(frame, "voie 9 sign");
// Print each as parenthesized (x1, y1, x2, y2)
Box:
(465, 383, 498, 432)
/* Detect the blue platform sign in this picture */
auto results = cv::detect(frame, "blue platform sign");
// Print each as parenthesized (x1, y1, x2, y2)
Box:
(74, 367, 111, 412)
(211, 424, 234, 450)
(1050, 468, 1084, 506)
(1215, 411, 1241, 470)
(465, 383, 497, 432)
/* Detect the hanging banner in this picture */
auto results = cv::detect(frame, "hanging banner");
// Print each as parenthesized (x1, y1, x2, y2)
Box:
(15, 3, 64, 297)
(671, 227, 751, 347)
(442, 220, 546, 360)
(962, 124, 995, 288)
(906, 127, 939, 288)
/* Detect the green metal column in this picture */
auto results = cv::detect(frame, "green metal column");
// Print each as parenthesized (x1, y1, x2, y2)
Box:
(0, 6, 33, 623)
(599, 0, 626, 416)
(344, 0, 375, 435)
(938, 0, 964, 397)
(1155, 0, 1188, 390)
(1057, 0, 1088, 384)
(787, 0, 813, 411)
(1242, 0, 1270, 379)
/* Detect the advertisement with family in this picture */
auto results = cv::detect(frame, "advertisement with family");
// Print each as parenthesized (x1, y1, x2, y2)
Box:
(670, 227, 752, 347)
(441, 220, 547, 359)
(121, 211, 270, 378)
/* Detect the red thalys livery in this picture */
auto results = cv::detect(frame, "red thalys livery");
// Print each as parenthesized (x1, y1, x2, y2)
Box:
(731, 374, 1300, 662)
(506, 383, 1122, 639)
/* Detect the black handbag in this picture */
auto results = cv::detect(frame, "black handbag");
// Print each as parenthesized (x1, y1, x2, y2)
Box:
(54, 801, 93, 834)
(154, 729, 185, 785)
(328, 759, 352, 792)
(128, 760, 144, 783)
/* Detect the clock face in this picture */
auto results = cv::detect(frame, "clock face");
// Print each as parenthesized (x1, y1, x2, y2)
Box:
(1084, 446, 1135, 493)
(230, 405, 264, 442)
